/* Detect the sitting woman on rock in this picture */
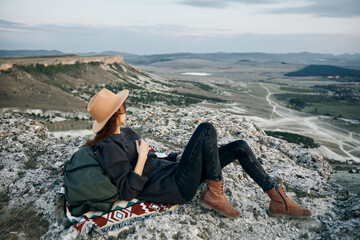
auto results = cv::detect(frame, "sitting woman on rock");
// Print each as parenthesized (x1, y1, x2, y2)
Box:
(85, 88, 311, 218)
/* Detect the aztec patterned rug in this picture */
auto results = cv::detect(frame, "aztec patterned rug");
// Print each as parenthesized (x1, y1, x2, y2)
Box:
(66, 199, 179, 237)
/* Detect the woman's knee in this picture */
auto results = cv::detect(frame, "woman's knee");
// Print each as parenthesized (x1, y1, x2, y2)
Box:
(233, 140, 251, 151)
(197, 122, 216, 134)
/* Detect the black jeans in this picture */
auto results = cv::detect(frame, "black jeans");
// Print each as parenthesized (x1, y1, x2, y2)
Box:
(174, 122, 276, 201)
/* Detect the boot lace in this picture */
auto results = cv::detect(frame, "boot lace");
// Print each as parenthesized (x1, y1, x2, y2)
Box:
(281, 186, 288, 198)
(221, 181, 230, 203)
(277, 186, 288, 198)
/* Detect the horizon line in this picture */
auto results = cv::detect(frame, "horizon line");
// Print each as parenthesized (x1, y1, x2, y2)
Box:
(1, 49, 360, 56)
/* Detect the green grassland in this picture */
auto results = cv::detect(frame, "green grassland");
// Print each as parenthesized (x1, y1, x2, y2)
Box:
(302, 105, 360, 120)
(247, 84, 268, 97)
(273, 85, 360, 120)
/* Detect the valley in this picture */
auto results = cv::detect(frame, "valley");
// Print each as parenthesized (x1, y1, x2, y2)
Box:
(136, 60, 360, 163)
(1, 54, 359, 164)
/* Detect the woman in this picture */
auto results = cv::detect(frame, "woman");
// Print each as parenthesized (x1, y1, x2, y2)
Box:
(85, 88, 311, 218)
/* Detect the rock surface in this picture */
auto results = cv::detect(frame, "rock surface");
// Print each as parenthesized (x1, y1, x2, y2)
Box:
(0, 107, 359, 239)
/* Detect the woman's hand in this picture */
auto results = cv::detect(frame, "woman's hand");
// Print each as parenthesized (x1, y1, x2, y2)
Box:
(176, 154, 182, 162)
(134, 139, 149, 176)
(135, 139, 149, 158)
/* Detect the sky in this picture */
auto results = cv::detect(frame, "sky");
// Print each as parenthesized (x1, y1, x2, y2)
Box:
(0, 0, 359, 54)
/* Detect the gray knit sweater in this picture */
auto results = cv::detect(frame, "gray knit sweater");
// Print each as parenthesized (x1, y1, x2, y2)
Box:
(94, 128, 186, 204)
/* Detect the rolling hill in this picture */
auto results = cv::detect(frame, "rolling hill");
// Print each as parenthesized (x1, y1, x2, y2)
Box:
(0, 55, 225, 112)
(285, 64, 360, 80)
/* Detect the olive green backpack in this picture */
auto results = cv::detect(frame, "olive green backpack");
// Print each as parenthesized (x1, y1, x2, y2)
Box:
(64, 146, 119, 217)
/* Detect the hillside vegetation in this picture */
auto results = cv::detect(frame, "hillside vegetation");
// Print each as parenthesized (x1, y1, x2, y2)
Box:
(0, 59, 226, 112)
(265, 130, 320, 148)
(285, 64, 360, 80)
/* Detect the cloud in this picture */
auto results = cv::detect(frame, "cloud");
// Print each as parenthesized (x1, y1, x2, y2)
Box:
(0, 19, 33, 32)
(178, 0, 360, 18)
(269, 0, 360, 18)
(0, 19, 25, 28)
(178, 0, 277, 8)
(0, 20, 359, 54)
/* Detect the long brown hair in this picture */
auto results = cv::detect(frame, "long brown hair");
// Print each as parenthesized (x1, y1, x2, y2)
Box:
(84, 102, 126, 146)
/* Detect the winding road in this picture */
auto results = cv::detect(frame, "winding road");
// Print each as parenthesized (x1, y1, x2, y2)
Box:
(251, 83, 360, 162)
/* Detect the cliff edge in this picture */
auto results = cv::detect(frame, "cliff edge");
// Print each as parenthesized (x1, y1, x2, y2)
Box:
(0, 55, 124, 71)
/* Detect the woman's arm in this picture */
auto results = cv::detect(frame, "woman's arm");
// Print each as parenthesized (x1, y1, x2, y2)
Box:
(95, 141, 149, 201)
(134, 139, 149, 175)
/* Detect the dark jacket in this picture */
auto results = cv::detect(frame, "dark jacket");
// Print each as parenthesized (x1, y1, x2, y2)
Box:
(94, 128, 186, 204)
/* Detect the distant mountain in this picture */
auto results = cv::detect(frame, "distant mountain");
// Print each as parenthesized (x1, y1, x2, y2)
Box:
(285, 65, 360, 79)
(118, 52, 360, 69)
(2, 50, 360, 68)
(76, 51, 139, 60)
(0, 50, 64, 58)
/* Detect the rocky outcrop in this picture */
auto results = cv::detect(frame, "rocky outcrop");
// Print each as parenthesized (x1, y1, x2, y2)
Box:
(0, 107, 359, 239)
(0, 55, 124, 71)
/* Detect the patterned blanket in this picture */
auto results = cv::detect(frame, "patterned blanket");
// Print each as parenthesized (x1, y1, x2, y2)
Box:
(66, 199, 178, 237)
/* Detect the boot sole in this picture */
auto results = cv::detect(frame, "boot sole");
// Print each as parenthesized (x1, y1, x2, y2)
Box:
(268, 211, 311, 218)
(200, 201, 240, 219)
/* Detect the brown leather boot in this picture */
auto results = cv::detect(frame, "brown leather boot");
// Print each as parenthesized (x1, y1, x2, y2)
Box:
(267, 186, 311, 217)
(201, 180, 240, 218)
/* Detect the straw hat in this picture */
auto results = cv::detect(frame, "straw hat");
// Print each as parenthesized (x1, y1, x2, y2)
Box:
(87, 88, 129, 133)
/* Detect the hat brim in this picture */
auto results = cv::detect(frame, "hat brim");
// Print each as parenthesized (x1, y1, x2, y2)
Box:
(91, 89, 129, 133)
